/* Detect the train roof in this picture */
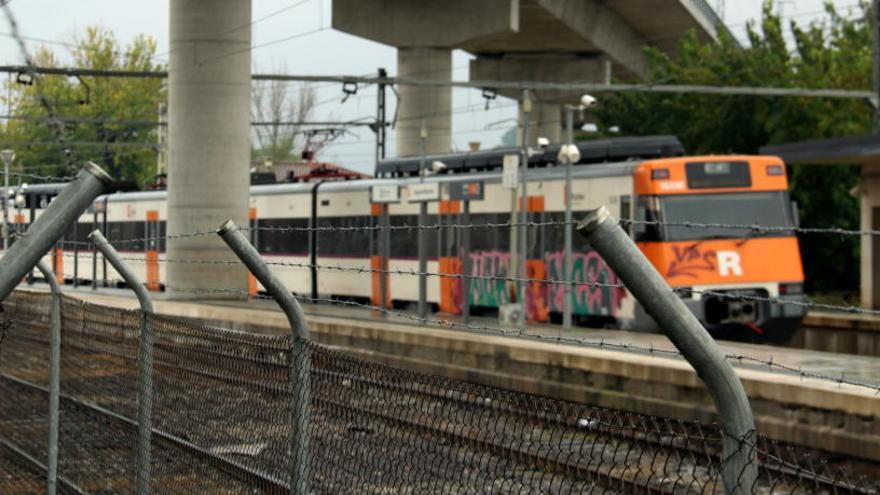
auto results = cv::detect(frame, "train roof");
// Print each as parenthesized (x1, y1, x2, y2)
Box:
(93, 159, 643, 203)
(375, 135, 685, 177)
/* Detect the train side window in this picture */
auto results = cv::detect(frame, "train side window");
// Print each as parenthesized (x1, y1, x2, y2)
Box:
(634, 196, 662, 242)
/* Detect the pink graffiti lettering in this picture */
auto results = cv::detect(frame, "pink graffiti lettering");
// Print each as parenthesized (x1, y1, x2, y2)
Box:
(543, 250, 626, 317)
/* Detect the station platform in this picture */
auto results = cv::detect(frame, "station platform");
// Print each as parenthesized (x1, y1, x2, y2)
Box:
(18, 284, 880, 463)
(794, 311, 880, 356)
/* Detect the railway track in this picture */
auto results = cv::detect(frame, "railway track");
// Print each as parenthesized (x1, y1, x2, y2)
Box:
(1, 305, 878, 494)
(41, 317, 873, 493)
(0, 373, 288, 494)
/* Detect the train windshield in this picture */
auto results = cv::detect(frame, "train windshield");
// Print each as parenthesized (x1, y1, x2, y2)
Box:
(636, 191, 795, 242)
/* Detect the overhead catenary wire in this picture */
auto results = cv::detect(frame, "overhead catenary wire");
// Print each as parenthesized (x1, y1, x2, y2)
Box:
(0, 6, 76, 169)
(0, 66, 872, 101)
(0, 114, 380, 128)
(152, 0, 317, 62)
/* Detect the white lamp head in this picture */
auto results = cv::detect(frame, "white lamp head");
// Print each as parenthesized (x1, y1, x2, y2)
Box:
(580, 94, 598, 108)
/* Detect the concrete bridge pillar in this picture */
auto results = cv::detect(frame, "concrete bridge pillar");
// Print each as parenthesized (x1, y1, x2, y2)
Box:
(396, 47, 452, 157)
(521, 102, 563, 146)
(471, 55, 611, 146)
(332, 0, 518, 157)
(166, 0, 251, 298)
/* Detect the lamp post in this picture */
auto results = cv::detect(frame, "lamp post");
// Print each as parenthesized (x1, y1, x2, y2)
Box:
(418, 120, 428, 320)
(559, 95, 597, 330)
(0, 149, 15, 251)
(515, 90, 532, 326)
(13, 182, 26, 238)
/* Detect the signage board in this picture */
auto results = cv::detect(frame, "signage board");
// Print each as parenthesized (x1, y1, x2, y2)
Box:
(406, 182, 440, 202)
(371, 184, 400, 203)
(502, 154, 519, 189)
(448, 181, 485, 201)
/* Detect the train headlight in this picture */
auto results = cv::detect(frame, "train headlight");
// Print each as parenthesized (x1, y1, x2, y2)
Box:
(650, 169, 670, 180)
(779, 283, 803, 295)
(766, 165, 785, 176)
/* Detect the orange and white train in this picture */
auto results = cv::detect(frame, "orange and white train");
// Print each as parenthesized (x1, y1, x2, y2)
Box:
(20, 136, 807, 343)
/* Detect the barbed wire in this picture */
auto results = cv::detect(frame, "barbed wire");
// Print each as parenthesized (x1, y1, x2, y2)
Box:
(54, 220, 580, 249)
(240, 219, 871, 237)
(81, 253, 627, 290)
(622, 219, 870, 236)
(6, 171, 78, 183)
(46, 216, 875, 256)
(59, 250, 879, 318)
(60, 229, 220, 248)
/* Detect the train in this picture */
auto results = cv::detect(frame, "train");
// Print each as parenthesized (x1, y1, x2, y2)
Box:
(15, 135, 807, 343)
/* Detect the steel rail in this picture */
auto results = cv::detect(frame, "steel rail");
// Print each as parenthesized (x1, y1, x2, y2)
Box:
(0, 437, 89, 495)
(0, 373, 290, 494)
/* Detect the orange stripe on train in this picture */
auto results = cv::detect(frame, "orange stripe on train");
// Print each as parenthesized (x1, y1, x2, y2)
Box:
(638, 237, 804, 287)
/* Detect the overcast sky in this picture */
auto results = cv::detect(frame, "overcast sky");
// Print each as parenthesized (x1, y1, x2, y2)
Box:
(0, 0, 864, 174)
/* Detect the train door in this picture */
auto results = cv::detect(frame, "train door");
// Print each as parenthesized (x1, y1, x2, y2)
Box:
(370, 203, 391, 309)
(438, 200, 461, 314)
(525, 195, 549, 323)
(248, 207, 258, 297)
(145, 210, 160, 291)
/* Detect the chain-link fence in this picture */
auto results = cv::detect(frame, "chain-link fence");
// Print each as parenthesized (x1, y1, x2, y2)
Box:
(1, 289, 878, 494)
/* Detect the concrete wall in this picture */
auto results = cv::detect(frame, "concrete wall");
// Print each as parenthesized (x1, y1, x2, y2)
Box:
(166, 0, 251, 298)
(332, 0, 518, 48)
(395, 48, 452, 157)
(472, 55, 611, 145)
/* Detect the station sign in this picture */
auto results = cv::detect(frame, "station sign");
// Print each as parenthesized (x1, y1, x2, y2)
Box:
(448, 181, 485, 201)
(371, 184, 400, 203)
(406, 182, 440, 202)
(502, 154, 519, 189)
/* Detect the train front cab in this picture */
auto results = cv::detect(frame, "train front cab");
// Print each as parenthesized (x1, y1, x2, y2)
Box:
(631, 156, 807, 343)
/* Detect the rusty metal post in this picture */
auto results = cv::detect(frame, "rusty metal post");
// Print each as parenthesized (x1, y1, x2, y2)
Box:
(577, 206, 758, 494)
(88, 230, 153, 495)
(217, 220, 311, 495)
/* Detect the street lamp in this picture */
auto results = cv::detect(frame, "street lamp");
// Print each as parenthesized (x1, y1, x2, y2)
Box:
(418, 120, 428, 320)
(13, 182, 27, 238)
(0, 149, 16, 251)
(559, 95, 597, 330)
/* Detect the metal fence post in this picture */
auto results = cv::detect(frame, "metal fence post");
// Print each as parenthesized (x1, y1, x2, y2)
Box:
(35, 259, 61, 495)
(217, 220, 311, 495)
(0, 162, 111, 301)
(92, 207, 98, 290)
(562, 106, 575, 330)
(88, 230, 153, 495)
(577, 206, 758, 494)
(462, 199, 471, 324)
(418, 122, 428, 321)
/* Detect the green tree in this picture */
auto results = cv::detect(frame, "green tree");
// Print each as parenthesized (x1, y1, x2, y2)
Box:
(594, 1, 871, 295)
(3, 26, 165, 186)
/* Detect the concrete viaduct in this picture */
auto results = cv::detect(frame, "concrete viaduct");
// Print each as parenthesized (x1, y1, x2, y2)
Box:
(164, 0, 723, 296)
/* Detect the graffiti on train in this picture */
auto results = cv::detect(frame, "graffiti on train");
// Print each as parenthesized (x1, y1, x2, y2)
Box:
(544, 251, 626, 316)
(468, 250, 512, 307)
(466, 250, 626, 317)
